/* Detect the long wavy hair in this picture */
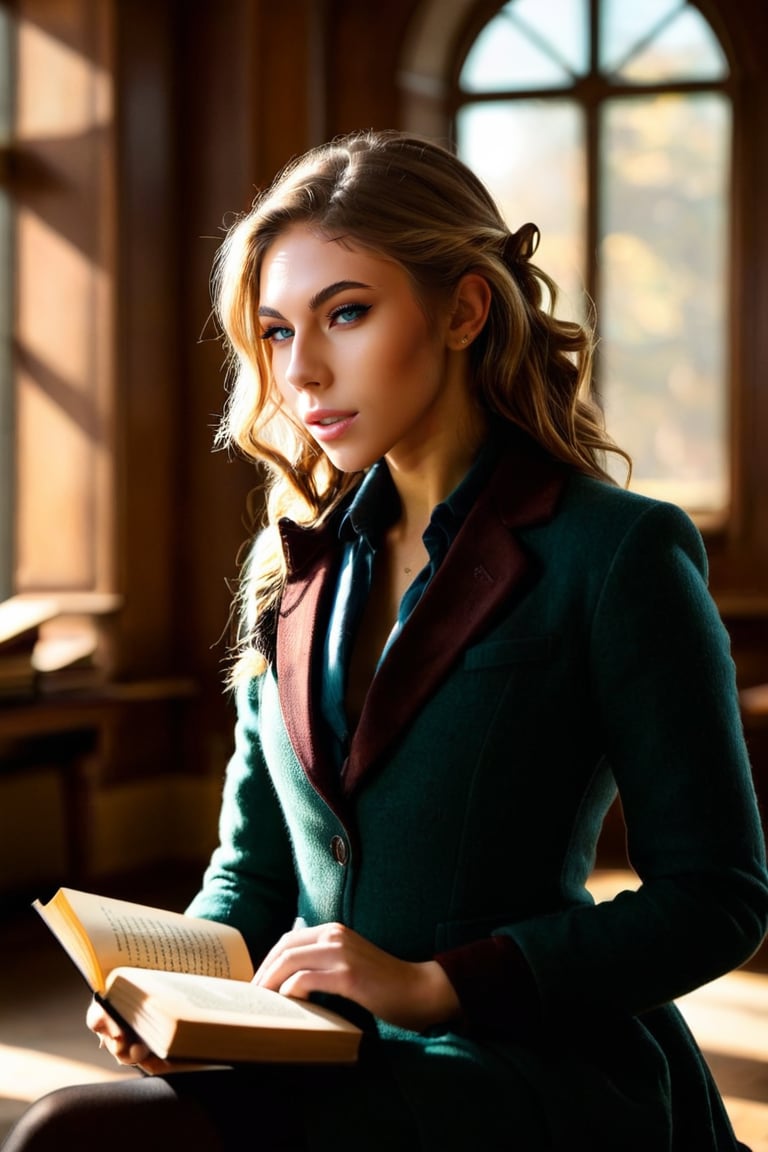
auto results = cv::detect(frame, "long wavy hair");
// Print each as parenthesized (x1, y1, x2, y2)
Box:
(212, 129, 630, 677)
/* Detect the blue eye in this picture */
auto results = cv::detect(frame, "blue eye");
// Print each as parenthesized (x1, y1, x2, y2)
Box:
(260, 325, 293, 344)
(330, 303, 370, 326)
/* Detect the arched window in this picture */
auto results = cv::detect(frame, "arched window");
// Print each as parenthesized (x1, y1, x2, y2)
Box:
(455, 0, 731, 517)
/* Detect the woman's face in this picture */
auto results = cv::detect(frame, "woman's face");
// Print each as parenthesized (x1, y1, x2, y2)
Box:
(258, 223, 468, 474)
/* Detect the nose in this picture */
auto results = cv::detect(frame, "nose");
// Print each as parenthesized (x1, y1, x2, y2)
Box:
(283, 331, 327, 392)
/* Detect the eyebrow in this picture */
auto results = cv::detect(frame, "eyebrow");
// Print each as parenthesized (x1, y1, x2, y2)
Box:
(258, 279, 373, 319)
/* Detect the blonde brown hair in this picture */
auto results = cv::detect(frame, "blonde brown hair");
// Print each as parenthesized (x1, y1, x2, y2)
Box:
(212, 129, 629, 675)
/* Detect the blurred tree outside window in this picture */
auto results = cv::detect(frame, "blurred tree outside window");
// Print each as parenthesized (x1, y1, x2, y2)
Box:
(456, 0, 730, 515)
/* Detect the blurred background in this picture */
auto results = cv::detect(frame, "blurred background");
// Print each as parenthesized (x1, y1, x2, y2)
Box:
(2, 1, 768, 1144)
(0, 0, 767, 902)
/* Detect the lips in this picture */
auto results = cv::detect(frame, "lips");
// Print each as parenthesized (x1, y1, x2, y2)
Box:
(303, 409, 358, 443)
(304, 409, 356, 427)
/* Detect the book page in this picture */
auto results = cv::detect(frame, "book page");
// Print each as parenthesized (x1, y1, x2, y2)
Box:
(35, 888, 254, 992)
(105, 969, 363, 1064)
(107, 967, 363, 1041)
(109, 968, 346, 1028)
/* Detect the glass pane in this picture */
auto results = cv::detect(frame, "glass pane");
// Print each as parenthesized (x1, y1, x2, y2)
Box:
(600, 0, 681, 73)
(461, 0, 583, 93)
(456, 100, 585, 322)
(599, 94, 731, 512)
(510, 0, 588, 76)
(601, 0, 728, 82)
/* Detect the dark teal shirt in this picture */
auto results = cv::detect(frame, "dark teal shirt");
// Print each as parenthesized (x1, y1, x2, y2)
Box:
(321, 442, 497, 767)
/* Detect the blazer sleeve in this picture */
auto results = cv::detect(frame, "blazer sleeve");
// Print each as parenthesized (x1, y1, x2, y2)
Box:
(185, 675, 298, 964)
(437, 500, 768, 1035)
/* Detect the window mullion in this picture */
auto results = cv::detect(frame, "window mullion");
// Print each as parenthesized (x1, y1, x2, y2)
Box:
(585, 98, 602, 403)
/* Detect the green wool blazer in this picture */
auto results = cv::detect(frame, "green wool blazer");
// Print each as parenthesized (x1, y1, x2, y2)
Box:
(187, 429, 768, 1151)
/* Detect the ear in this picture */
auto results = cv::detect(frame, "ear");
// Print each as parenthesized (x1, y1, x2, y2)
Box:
(447, 273, 492, 350)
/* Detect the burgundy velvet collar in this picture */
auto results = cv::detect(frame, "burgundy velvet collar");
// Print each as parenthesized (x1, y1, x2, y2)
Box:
(275, 431, 567, 808)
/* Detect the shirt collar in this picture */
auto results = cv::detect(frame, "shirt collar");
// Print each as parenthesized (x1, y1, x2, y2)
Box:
(338, 433, 501, 549)
(339, 462, 400, 546)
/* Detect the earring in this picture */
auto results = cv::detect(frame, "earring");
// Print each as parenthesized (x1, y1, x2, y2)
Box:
(461, 335, 469, 345)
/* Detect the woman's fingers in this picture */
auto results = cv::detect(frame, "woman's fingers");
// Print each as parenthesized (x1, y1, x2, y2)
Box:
(85, 998, 113, 1036)
(253, 923, 330, 983)
(86, 996, 155, 1068)
(253, 923, 350, 992)
(252, 923, 460, 1030)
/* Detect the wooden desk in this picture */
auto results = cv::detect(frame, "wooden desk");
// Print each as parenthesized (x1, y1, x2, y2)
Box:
(0, 678, 198, 739)
(0, 678, 199, 879)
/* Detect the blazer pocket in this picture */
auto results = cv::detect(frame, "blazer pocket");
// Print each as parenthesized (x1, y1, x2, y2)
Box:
(463, 634, 553, 671)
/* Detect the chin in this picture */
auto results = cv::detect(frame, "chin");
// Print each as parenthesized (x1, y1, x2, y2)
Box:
(320, 444, 382, 474)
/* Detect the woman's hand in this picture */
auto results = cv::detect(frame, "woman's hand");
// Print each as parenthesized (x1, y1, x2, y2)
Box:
(85, 998, 175, 1076)
(252, 923, 461, 1032)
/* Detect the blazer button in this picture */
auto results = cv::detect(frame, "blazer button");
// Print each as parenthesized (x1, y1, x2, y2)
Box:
(330, 835, 348, 865)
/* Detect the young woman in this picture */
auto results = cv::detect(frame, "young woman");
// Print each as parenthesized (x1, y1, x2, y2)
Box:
(5, 129, 767, 1151)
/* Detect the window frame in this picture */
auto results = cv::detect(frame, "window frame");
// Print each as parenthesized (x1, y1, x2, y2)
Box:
(450, 0, 735, 531)
(399, 0, 768, 617)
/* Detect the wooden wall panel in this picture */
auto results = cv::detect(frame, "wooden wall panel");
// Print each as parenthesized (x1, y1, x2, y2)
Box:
(13, 0, 115, 592)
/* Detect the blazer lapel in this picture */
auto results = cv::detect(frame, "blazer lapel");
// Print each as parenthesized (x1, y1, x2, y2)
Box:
(342, 438, 567, 795)
(276, 515, 346, 812)
(274, 434, 567, 804)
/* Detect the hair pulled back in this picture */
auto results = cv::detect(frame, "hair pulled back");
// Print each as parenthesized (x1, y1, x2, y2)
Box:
(212, 129, 629, 671)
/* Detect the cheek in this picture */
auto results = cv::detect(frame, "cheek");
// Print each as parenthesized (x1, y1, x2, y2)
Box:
(388, 328, 445, 394)
(380, 311, 439, 371)
(265, 375, 297, 427)
(268, 355, 291, 403)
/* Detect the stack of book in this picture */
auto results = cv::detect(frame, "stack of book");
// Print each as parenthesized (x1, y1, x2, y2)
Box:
(0, 597, 59, 701)
(32, 615, 106, 695)
(0, 593, 120, 701)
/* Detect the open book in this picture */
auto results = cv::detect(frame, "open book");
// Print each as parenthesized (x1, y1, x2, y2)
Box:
(33, 887, 362, 1065)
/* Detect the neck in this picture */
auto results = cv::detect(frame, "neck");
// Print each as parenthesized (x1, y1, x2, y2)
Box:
(386, 409, 488, 539)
